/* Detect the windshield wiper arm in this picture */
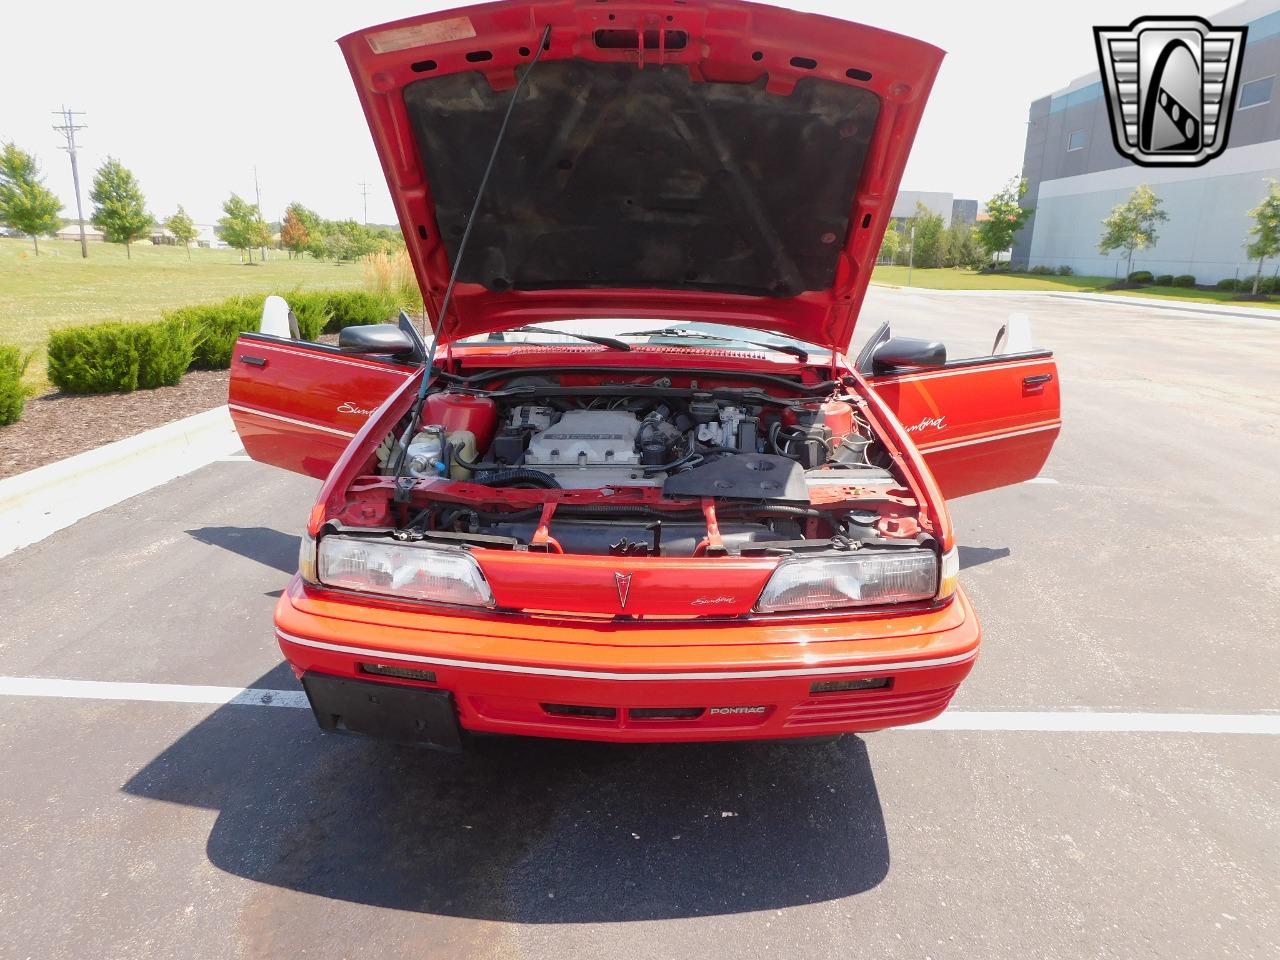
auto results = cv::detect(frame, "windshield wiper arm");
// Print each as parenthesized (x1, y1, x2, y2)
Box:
(620, 328, 808, 362)
(512, 326, 631, 351)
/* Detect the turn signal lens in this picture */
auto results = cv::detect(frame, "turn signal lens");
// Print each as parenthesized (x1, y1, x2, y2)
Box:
(298, 530, 319, 585)
(318, 536, 494, 607)
(938, 546, 960, 600)
(755, 549, 939, 613)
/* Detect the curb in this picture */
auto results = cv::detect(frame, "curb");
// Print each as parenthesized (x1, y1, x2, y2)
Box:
(871, 285, 1063, 298)
(871, 283, 1280, 321)
(1046, 291, 1280, 321)
(0, 405, 243, 559)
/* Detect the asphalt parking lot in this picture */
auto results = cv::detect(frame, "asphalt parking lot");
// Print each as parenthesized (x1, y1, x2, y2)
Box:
(1, 286, 1276, 960)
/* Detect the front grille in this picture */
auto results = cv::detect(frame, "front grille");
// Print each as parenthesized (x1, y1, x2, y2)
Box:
(784, 685, 957, 727)
(628, 706, 705, 720)
(541, 703, 617, 720)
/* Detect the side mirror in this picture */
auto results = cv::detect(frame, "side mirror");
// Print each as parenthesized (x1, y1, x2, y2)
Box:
(338, 323, 417, 357)
(871, 336, 947, 374)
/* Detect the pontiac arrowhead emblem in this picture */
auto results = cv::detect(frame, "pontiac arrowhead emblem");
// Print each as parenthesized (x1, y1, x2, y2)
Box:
(614, 572, 633, 609)
(1094, 16, 1247, 167)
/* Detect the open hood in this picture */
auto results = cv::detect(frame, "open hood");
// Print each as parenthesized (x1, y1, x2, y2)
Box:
(340, 0, 941, 351)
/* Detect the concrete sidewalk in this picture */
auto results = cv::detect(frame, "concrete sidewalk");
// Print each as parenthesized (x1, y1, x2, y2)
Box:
(0, 405, 242, 558)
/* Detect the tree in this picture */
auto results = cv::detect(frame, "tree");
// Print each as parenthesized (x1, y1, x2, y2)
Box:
(1245, 180, 1280, 296)
(164, 205, 198, 260)
(976, 177, 1033, 265)
(944, 220, 984, 269)
(280, 205, 310, 258)
(909, 202, 946, 269)
(878, 221, 901, 264)
(217, 193, 270, 263)
(89, 158, 152, 258)
(1098, 184, 1168, 281)
(0, 142, 63, 255)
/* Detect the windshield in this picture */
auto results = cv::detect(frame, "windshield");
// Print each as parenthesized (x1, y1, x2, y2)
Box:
(454, 320, 827, 359)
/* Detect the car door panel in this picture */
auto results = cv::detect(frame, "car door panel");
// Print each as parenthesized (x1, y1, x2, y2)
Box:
(869, 352, 1061, 499)
(228, 333, 414, 479)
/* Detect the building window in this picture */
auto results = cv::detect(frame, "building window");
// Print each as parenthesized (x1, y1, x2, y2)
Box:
(1239, 75, 1274, 110)
(1066, 129, 1087, 151)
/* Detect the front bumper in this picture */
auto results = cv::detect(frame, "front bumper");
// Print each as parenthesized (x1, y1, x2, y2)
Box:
(275, 577, 980, 744)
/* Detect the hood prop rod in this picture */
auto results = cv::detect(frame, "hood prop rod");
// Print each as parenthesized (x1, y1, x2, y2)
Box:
(392, 24, 554, 503)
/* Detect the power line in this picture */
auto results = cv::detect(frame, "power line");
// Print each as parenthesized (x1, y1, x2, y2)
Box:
(52, 106, 89, 259)
(358, 180, 370, 224)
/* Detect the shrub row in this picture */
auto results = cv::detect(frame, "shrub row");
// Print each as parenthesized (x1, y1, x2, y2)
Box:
(165, 289, 401, 369)
(1027, 265, 1075, 276)
(1216, 276, 1277, 294)
(44, 288, 405, 396)
(47, 318, 196, 394)
(0, 345, 31, 426)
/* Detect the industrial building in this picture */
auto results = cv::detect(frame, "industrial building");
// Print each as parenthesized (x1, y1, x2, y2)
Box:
(1012, 0, 1280, 283)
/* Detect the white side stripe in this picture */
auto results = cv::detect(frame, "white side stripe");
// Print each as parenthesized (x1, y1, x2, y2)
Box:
(242, 340, 415, 376)
(276, 630, 978, 681)
(228, 404, 357, 438)
(1, 675, 1277, 735)
(918, 423, 1060, 454)
(873, 358, 1050, 384)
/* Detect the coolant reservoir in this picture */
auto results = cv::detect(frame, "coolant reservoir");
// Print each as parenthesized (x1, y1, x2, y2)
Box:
(783, 400, 855, 444)
(423, 393, 497, 453)
(448, 430, 477, 481)
(405, 426, 447, 478)
(819, 401, 854, 443)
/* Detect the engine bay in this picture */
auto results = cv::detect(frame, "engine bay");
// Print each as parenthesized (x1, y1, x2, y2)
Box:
(342, 365, 935, 561)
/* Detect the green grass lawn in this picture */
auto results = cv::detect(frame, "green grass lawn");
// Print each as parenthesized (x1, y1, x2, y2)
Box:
(871, 265, 1113, 292)
(870, 264, 1279, 310)
(0, 237, 369, 387)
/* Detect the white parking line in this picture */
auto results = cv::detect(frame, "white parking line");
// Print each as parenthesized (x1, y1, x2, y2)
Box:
(0, 676, 1276, 735)
(912, 711, 1280, 735)
(1023, 477, 1059, 484)
(0, 676, 309, 709)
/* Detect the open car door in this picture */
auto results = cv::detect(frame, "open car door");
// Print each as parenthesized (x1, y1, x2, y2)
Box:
(862, 321, 1061, 499)
(228, 332, 416, 480)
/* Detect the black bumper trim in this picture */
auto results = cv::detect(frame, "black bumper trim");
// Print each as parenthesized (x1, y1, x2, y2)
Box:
(301, 673, 464, 751)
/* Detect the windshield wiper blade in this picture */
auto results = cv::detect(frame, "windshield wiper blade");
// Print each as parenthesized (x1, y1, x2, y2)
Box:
(511, 326, 631, 351)
(620, 328, 808, 362)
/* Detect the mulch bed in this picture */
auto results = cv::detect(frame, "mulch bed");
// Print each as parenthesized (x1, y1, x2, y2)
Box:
(0, 369, 231, 481)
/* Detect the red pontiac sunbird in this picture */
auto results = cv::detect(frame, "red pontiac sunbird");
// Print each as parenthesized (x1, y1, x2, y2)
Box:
(228, 0, 1061, 748)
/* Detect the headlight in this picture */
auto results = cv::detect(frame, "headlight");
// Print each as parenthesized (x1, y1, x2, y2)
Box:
(754, 549, 939, 613)
(317, 536, 494, 607)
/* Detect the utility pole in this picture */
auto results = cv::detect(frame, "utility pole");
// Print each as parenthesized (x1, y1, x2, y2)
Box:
(52, 106, 89, 258)
(253, 165, 266, 262)
(907, 222, 916, 287)
(358, 180, 369, 225)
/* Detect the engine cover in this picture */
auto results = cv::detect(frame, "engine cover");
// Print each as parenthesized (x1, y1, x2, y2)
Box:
(524, 410, 651, 488)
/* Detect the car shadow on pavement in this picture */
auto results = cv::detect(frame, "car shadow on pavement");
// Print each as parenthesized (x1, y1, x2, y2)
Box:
(957, 545, 1011, 570)
(122, 665, 890, 922)
(185, 526, 300, 576)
